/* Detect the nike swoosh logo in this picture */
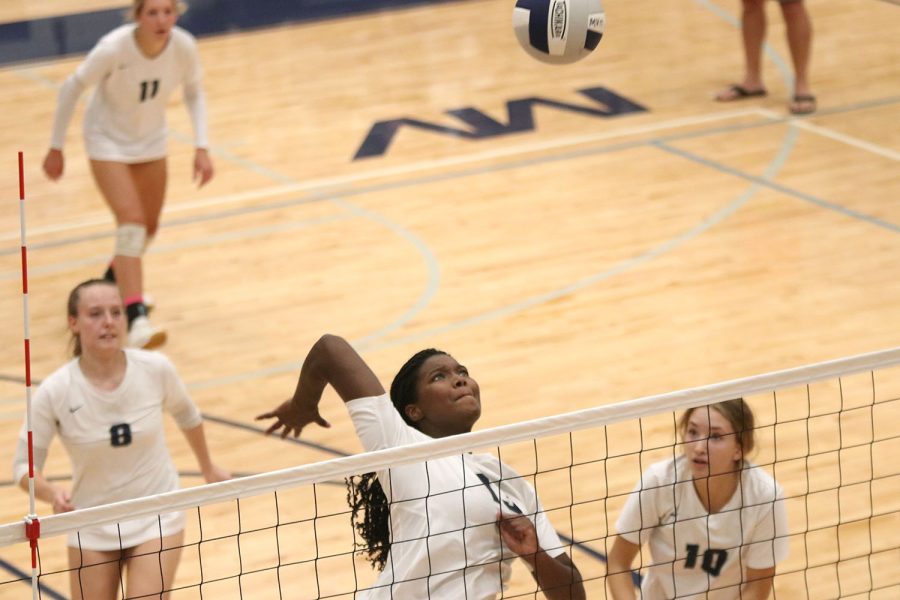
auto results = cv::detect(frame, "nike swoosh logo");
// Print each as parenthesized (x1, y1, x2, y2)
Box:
(69, 405, 84, 413)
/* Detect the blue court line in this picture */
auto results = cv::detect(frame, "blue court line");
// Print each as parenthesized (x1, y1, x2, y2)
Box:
(0, 136, 646, 260)
(177, 122, 797, 388)
(3, 90, 897, 263)
(557, 533, 642, 588)
(8, 97, 894, 397)
(0, 559, 67, 600)
(654, 140, 900, 233)
(0, 471, 272, 487)
(0, 195, 342, 257)
(0, 214, 356, 282)
(5, 65, 445, 371)
(201, 413, 348, 457)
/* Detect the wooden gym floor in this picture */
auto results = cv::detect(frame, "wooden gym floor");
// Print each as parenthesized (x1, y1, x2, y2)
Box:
(0, 0, 898, 597)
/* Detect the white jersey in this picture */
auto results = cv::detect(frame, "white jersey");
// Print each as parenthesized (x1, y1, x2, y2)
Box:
(49, 23, 208, 162)
(346, 394, 567, 600)
(12, 349, 203, 550)
(616, 456, 789, 599)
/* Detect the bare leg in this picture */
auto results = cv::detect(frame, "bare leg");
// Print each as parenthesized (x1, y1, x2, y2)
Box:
(781, 0, 815, 112)
(716, 0, 768, 100)
(124, 531, 184, 600)
(740, 0, 767, 89)
(68, 546, 123, 600)
(90, 158, 168, 346)
(89, 160, 146, 302)
(129, 159, 168, 240)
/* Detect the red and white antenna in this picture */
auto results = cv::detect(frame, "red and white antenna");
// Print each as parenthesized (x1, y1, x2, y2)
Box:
(18, 151, 40, 599)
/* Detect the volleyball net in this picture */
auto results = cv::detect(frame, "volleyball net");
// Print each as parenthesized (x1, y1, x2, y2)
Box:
(1, 348, 898, 599)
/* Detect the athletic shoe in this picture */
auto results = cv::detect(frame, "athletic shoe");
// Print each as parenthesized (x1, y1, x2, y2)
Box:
(128, 316, 167, 349)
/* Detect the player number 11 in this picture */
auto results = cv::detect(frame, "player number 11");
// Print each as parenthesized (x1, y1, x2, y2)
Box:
(140, 79, 160, 102)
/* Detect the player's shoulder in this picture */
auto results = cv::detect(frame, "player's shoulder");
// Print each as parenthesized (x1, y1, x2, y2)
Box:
(95, 23, 137, 50)
(170, 26, 199, 51)
(741, 462, 784, 499)
(125, 348, 176, 373)
(32, 359, 79, 409)
(642, 456, 681, 487)
(38, 359, 78, 390)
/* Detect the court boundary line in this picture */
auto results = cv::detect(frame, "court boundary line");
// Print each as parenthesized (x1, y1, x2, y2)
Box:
(3, 93, 898, 254)
(4, 97, 898, 280)
(2, 98, 897, 390)
(654, 139, 900, 234)
(1, 97, 896, 396)
(0, 559, 67, 600)
(166, 125, 797, 391)
(755, 107, 900, 162)
(0, 108, 763, 245)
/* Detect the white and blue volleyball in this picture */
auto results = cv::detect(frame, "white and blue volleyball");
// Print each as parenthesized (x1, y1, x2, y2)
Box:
(512, 0, 605, 65)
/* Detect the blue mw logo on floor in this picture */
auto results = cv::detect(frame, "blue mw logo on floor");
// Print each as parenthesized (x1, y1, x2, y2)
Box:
(353, 86, 648, 160)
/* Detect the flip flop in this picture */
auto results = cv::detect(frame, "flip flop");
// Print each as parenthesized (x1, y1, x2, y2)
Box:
(789, 94, 817, 115)
(716, 84, 768, 102)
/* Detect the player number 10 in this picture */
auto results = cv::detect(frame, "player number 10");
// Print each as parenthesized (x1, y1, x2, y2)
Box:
(685, 543, 728, 577)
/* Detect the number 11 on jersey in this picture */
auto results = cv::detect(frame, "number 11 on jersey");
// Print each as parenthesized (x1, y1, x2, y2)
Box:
(140, 79, 160, 102)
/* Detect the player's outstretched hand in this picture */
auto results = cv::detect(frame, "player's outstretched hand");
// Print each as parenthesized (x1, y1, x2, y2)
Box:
(256, 398, 331, 439)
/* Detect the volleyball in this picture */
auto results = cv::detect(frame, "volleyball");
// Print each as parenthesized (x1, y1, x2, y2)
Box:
(512, 0, 605, 65)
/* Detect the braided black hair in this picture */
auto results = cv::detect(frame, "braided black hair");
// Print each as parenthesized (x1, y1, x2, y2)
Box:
(346, 348, 446, 570)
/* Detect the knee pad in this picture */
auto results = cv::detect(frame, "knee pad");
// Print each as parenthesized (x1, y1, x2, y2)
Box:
(115, 223, 147, 258)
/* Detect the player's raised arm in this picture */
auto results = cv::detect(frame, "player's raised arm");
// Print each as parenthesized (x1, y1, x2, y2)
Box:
(256, 334, 385, 438)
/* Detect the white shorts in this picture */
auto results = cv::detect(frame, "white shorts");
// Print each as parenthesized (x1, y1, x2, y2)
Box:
(84, 127, 168, 163)
(66, 510, 185, 552)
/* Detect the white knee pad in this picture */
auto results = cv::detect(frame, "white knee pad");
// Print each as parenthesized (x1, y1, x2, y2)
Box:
(115, 224, 147, 258)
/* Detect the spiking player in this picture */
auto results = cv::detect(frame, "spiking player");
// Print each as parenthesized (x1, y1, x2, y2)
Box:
(259, 334, 586, 599)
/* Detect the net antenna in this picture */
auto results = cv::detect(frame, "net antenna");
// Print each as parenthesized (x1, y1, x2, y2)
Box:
(17, 151, 40, 600)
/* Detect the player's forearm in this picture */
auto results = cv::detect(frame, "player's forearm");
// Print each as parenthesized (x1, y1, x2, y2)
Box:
(19, 472, 60, 506)
(182, 422, 214, 473)
(49, 75, 84, 150)
(183, 82, 209, 148)
(606, 536, 640, 600)
(529, 551, 585, 600)
(606, 571, 637, 600)
(291, 334, 384, 407)
(740, 576, 774, 599)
